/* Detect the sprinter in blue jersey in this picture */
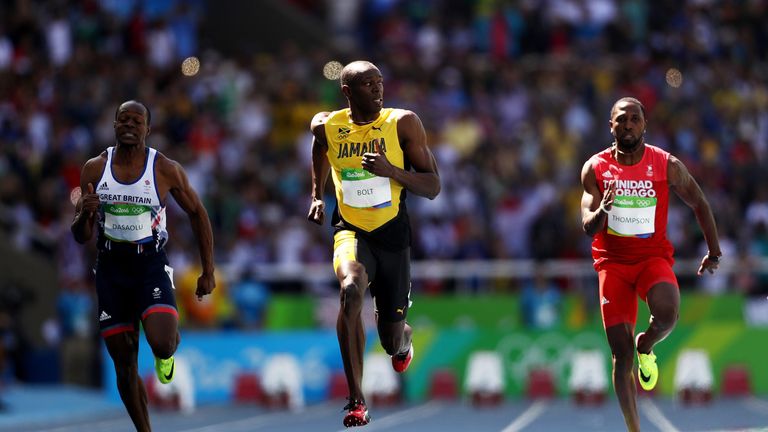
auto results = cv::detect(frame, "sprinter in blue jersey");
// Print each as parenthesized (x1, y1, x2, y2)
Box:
(72, 100, 215, 432)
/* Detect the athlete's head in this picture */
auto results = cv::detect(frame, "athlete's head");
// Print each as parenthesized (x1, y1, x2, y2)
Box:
(610, 97, 646, 153)
(340, 61, 383, 116)
(114, 100, 151, 146)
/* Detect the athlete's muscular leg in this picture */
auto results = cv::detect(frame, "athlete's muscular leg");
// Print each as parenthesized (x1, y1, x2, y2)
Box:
(636, 282, 679, 355)
(336, 261, 368, 401)
(606, 323, 640, 432)
(105, 331, 151, 432)
(143, 313, 180, 360)
(377, 318, 411, 356)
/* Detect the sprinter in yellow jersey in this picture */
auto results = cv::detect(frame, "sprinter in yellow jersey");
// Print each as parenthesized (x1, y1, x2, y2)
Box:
(308, 61, 440, 428)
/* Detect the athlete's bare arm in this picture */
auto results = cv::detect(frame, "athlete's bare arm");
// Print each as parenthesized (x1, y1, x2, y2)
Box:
(581, 158, 615, 237)
(667, 155, 721, 275)
(157, 155, 216, 299)
(308, 112, 332, 225)
(71, 153, 107, 243)
(362, 110, 440, 199)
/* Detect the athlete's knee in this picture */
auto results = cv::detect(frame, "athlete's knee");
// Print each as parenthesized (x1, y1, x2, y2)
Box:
(339, 279, 365, 314)
(379, 333, 403, 356)
(378, 320, 408, 355)
(610, 341, 634, 360)
(340, 284, 363, 315)
(606, 330, 635, 371)
(612, 350, 634, 373)
(106, 333, 139, 367)
(381, 338, 404, 356)
(150, 340, 177, 360)
(648, 284, 679, 327)
(146, 333, 177, 360)
(652, 304, 679, 330)
(112, 357, 139, 383)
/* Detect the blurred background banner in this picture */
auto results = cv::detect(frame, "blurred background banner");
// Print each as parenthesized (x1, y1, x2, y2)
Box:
(99, 291, 768, 405)
(102, 330, 343, 405)
(263, 292, 768, 400)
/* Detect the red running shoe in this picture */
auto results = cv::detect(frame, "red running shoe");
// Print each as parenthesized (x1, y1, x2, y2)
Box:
(392, 344, 414, 373)
(342, 399, 370, 427)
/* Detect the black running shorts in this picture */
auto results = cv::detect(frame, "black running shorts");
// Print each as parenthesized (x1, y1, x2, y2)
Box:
(333, 230, 412, 322)
(95, 244, 178, 338)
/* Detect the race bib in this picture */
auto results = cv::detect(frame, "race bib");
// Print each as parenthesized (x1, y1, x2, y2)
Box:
(607, 196, 656, 237)
(104, 203, 153, 241)
(341, 168, 392, 208)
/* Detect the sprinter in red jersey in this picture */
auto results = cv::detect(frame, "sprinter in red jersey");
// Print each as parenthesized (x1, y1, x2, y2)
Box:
(580, 97, 721, 432)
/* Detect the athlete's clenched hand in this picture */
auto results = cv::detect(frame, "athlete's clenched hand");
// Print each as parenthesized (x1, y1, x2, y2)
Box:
(196, 272, 216, 301)
(361, 142, 395, 178)
(79, 182, 100, 218)
(308, 199, 325, 225)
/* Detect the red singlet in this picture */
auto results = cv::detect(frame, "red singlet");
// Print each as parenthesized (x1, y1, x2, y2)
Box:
(590, 144, 674, 267)
(589, 144, 678, 328)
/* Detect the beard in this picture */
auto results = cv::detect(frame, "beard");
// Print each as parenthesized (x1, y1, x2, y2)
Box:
(615, 133, 643, 153)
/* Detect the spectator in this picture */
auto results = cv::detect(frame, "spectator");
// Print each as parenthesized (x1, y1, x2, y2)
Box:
(56, 281, 96, 386)
(230, 269, 270, 329)
(0, 0, 766, 335)
(520, 264, 561, 329)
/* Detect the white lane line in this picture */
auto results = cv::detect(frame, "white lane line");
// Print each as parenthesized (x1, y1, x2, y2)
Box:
(176, 401, 338, 432)
(744, 396, 768, 415)
(31, 416, 130, 432)
(639, 398, 680, 432)
(500, 400, 549, 432)
(334, 400, 445, 432)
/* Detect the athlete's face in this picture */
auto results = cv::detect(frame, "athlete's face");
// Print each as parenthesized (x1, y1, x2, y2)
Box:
(343, 68, 384, 115)
(610, 102, 645, 152)
(114, 102, 150, 146)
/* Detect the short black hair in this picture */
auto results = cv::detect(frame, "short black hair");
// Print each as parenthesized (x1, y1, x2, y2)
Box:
(611, 97, 646, 118)
(115, 100, 151, 125)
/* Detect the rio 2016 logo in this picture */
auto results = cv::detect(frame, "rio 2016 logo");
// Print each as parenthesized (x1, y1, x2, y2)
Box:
(635, 199, 652, 207)
(495, 332, 607, 387)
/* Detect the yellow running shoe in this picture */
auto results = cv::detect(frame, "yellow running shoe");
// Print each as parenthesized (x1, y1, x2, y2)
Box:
(636, 333, 658, 391)
(155, 356, 175, 384)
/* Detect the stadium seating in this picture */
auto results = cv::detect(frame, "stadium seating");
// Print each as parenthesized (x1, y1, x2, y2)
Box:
(232, 372, 264, 404)
(674, 349, 714, 405)
(428, 368, 459, 400)
(145, 356, 195, 413)
(327, 371, 350, 400)
(526, 367, 556, 399)
(568, 350, 608, 405)
(721, 365, 752, 397)
(464, 351, 504, 406)
(362, 353, 401, 406)
(261, 353, 305, 410)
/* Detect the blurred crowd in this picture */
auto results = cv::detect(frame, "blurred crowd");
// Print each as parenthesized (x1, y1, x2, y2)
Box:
(2, 0, 768, 375)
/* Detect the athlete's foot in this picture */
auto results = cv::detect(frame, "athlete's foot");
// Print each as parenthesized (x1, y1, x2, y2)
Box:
(342, 398, 370, 427)
(155, 355, 175, 384)
(636, 332, 658, 391)
(392, 343, 414, 373)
